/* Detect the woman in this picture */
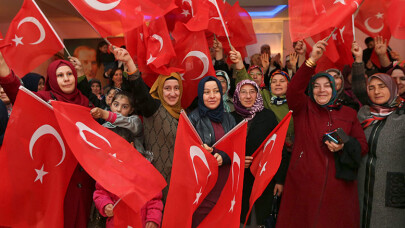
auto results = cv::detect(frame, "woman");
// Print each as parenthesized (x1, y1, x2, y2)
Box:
(326, 68, 360, 111)
(21, 73, 45, 92)
(216, 70, 234, 112)
(107, 67, 130, 92)
(110, 46, 183, 200)
(387, 64, 405, 99)
(351, 41, 405, 228)
(0, 54, 94, 228)
(276, 41, 368, 228)
(231, 79, 288, 227)
(188, 76, 236, 228)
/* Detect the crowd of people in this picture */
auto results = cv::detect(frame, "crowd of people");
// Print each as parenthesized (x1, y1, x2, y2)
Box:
(0, 34, 404, 228)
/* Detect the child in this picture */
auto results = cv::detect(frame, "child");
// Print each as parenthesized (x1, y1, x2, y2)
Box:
(93, 127, 162, 228)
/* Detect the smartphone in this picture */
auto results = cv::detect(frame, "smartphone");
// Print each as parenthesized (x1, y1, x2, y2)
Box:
(323, 129, 344, 144)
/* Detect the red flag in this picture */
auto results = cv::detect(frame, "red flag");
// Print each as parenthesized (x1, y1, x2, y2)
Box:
(51, 101, 166, 213)
(171, 22, 216, 108)
(224, 2, 257, 47)
(0, 87, 77, 227)
(162, 112, 219, 228)
(68, 0, 176, 37)
(245, 112, 292, 225)
(355, 0, 391, 39)
(289, 0, 361, 41)
(198, 120, 248, 227)
(0, 0, 64, 77)
(386, 0, 405, 39)
(113, 199, 143, 228)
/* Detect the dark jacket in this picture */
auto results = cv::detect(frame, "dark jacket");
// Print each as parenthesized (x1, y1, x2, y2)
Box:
(232, 109, 290, 225)
(0, 100, 8, 146)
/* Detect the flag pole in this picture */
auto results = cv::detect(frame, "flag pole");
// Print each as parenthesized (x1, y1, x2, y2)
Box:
(210, 0, 233, 49)
(351, 0, 364, 41)
(325, 27, 338, 42)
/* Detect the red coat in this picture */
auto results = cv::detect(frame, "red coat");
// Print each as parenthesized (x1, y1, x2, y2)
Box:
(276, 64, 368, 228)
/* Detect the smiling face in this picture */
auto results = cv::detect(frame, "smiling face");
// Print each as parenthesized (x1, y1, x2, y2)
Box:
(312, 77, 332, 105)
(328, 71, 342, 91)
(239, 84, 258, 108)
(368, 78, 391, 105)
(249, 68, 263, 87)
(56, 65, 76, 94)
(203, 81, 221, 110)
(391, 69, 405, 95)
(270, 74, 288, 96)
(91, 82, 101, 95)
(112, 69, 123, 87)
(162, 79, 180, 106)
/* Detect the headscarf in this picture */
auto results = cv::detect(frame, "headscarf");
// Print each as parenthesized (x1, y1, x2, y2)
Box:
(149, 72, 183, 119)
(216, 70, 231, 112)
(233, 80, 264, 120)
(361, 73, 403, 128)
(308, 72, 338, 108)
(326, 68, 344, 95)
(197, 76, 224, 123)
(247, 65, 265, 88)
(41, 60, 89, 106)
(269, 70, 290, 106)
(386, 64, 405, 98)
(21, 73, 45, 92)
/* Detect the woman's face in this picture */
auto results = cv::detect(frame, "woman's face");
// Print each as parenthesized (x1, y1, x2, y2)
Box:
(56, 66, 76, 94)
(249, 68, 263, 87)
(112, 69, 123, 87)
(111, 96, 133, 117)
(91, 83, 101, 95)
(270, 74, 288, 96)
(37, 78, 45, 91)
(106, 89, 116, 106)
(99, 44, 108, 54)
(203, 81, 221, 110)
(162, 79, 180, 106)
(391, 69, 405, 95)
(313, 77, 332, 105)
(0, 87, 10, 104)
(328, 71, 342, 91)
(368, 78, 391, 105)
(217, 76, 228, 95)
(239, 84, 257, 108)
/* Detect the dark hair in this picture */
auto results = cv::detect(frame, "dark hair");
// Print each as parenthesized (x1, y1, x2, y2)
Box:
(109, 67, 124, 87)
(109, 127, 135, 144)
(89, 79, 101, 87)
(96, 40, 109, 67)
(112, 91, 134, 113)
(365, 37, 374, 45)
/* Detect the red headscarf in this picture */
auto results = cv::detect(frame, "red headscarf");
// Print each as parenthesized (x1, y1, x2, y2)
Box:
(37, 60, 89, 107)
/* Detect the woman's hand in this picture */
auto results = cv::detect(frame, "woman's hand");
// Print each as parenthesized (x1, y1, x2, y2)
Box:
(68, 56, 85, 76)
(214, 153, 223, 166)
(229, 49, 244, 70)
(325, 140, 344, 152)
(90, 107, 109, 120)
(245, 156, 253, 168)
(110, 46, 137, 73)
(274, 184, 284, 196)
(261, 53, 270, 73)
(104, 204, 114, 217)
(145, 222, 158, 228)
(374, 36, 388, 56)
(213, 39, 224, 60)
(310, 40, 328, 63)
(0, 51, 10, 77)
(351, 41, 363, 63)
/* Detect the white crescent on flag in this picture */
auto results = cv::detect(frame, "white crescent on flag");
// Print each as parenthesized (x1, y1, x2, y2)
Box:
(17, 17, 45, 45)
(84, 0, 121, 11)
(364, 17, 384, 33)
(181, 51, 210, 81)
(76, 122, 111, 149)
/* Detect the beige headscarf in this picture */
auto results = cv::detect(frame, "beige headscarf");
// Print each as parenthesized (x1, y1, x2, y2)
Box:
(149, 72, 183, 119)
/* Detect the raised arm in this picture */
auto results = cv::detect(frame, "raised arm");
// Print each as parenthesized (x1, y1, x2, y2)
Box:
(374, 36, 391, 69)
(350, 41, 369, 106)
(229, 49, 252, 84)
(0, 52, 21, 103)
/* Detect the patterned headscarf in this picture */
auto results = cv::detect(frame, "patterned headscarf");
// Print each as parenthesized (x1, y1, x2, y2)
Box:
(197, 76, 224, 122)
(269, 70, 290, 105)
(247, 65, 265, 88)
(216, 70, 232, 112)
(233, 80, 264, 120)
(308, 72, 338, 108)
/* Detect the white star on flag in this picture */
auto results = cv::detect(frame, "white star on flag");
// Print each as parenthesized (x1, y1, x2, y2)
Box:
(193, 187, 203, 204)
(34, 164, 48, 183)
(181, 9, 190, 17)
(333, 0, 346, 5)
(332, 33, 338, 40)
(229, 195, 236, 212)
(376, 12, 384, 19)
(260, 162, 267, 176)
(12, 35, 23, 47)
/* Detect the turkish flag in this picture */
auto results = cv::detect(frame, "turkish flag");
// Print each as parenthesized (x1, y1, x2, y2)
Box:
(171, 22, 216, 108)
(68, 0, 176, 37)
(245, 112, 292, 225)
(386, 0, 405, 39)
(355, 0, 391, 39)
(0, 87, 77, 227)
(113, 199, 143, 228)
(51, 101, 167, 214)
(198, 120, 248, 227)
(0, 0, 64, 77)
(143, 17, 176, 69)
(289, 0, 361, 41)
(162, 112, 219, 228)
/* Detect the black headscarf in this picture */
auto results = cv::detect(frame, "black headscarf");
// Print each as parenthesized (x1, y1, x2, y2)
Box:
(197, 76, 224, 122)
(21, 73, 45, 92)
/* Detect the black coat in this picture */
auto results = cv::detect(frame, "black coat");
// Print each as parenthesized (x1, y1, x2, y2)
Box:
(232, 108, 290, 225)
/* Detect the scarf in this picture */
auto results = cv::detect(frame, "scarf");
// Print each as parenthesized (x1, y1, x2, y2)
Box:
(247, 65, 265, 88)
(197, 76, 224, 123)
(216, 70, 232, 112)
(361, 73, 402, 129)
(269, 70, 290, 105)
(308, 72, 338, 108)
(233, 79, 264, 120)
(40, 60, 89, 107)
(150, 72, 183, 119)
(386, 64, 405, 99)
(22, 73, 45, 92)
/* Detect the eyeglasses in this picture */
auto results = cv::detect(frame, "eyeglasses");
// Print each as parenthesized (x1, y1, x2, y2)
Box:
(249, 72, 263, 77)
(240, 90, 257, 96)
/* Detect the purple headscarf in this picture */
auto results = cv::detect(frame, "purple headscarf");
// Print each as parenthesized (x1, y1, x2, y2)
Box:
(233, 80, 264, 120)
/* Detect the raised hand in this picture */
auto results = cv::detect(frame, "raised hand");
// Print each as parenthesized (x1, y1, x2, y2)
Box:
(374, 36, 388, 56)
(261, 53, 270, 72)
(68, 56, 85, 76)
(229, 49, 244, 70)
(0, 51, 10, 77)
(289, 52, 298, 67)
(351, 41, 363, 63)
(310, 40, 328, 63)
(110, 45, 137, 73)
